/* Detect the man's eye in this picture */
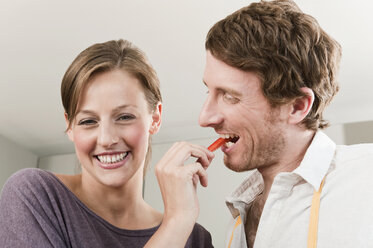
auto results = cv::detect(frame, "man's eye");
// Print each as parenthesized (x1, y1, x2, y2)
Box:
(78, 119, 97, 125)
(223, 93, 239, 104)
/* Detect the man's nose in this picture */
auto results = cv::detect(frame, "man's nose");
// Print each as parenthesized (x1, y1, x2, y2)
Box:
(199, 96, 224, 128)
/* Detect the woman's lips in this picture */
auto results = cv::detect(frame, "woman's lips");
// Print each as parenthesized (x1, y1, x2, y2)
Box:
(94, 152, 130, 169)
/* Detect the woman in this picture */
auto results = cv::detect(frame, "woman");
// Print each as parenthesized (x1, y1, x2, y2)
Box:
(0, 39, 213, 247)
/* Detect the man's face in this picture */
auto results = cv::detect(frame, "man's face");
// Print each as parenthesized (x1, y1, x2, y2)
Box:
(199, 51, 287, 172)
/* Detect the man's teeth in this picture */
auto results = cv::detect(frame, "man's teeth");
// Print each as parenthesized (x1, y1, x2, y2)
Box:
(219, 134, 239, 148)
(219, 134, 239, 141)
(97, 152, 128, 164)
(226, 141, 234, 147)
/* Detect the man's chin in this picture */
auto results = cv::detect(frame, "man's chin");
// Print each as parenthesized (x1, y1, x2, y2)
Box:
(224, 158, 250, 172)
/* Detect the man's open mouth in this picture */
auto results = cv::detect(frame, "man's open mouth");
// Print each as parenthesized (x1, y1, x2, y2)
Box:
(220, 134, 239, 147)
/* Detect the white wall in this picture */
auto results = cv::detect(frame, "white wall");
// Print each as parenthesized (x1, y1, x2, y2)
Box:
(323, 123, 346, 145)
(38, 153, 79, 175)
(0, 135, 38, 190)
(344, 120, 373, 145)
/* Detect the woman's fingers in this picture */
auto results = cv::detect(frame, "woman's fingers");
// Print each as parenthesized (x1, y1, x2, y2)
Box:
(159, 142, 214, 169)
(184, 162, 208, 187)
(155, 142, 213, 186)
(155, 141, 214, 224)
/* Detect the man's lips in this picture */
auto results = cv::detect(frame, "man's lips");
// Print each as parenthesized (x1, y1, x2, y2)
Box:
(207, 134, 240, 152)
(216, 133, 239, 152)
(219, 134, 239, 145)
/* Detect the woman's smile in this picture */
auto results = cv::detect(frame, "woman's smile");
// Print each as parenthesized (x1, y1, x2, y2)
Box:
(94, 151, 131, 169)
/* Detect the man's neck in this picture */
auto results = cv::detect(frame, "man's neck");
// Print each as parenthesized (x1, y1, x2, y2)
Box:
(258, 130, 315, 200)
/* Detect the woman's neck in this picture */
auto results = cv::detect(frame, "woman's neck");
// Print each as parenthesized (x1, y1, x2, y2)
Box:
(58, 171, 162, 230)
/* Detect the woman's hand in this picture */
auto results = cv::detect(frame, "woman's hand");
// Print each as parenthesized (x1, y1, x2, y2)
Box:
(156, 142, 214, 221)
(145, 142, 214, 247)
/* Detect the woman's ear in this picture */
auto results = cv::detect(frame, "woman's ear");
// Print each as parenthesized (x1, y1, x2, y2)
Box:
(288, 87, 314, 125)
(64, 113, 74, 142)
(149, 102, 162, 134)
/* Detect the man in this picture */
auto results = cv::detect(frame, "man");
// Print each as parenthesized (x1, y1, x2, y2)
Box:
(197, 0, 373, 247)
(152, 0, 373, 247)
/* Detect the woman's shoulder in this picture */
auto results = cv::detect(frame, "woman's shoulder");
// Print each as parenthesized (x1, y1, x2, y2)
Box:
(3, 168, 58, 190)
(1, 168, 68, 204)
(0, 169, 76, 246)
(186, 222, 214, 248)
(9, 167, 53, 178)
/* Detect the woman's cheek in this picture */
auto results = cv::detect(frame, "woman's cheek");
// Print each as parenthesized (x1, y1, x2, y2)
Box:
(124, 124, 149, 152)
(73, 130, 96, 155)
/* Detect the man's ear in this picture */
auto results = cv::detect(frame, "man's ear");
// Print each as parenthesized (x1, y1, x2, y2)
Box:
(64, 113, 74, 142)
(288, 87, 314, 125)
(149, 102, 162, 135)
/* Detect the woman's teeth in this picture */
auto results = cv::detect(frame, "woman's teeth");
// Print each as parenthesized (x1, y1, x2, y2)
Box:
(97, 152, 128, 164)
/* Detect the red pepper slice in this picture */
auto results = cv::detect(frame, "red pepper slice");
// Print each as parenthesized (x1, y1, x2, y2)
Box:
(207, 137, 228, 152)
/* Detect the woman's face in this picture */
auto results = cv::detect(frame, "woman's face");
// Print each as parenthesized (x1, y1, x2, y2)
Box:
(66, 69, 161, 188)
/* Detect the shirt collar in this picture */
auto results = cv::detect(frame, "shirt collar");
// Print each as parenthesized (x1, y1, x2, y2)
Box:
(293, 131, 336, 191)
(225, 170, 264, 219)
(225, 131, 336, 218)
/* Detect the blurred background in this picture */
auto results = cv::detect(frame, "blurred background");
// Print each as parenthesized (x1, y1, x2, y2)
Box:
(1, 0, 373, 246)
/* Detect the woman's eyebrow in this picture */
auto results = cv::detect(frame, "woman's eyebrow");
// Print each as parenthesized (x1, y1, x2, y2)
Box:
(76, 109, 96, 116)
(113, 104, 136, 112)
(76, 104, 137, 116)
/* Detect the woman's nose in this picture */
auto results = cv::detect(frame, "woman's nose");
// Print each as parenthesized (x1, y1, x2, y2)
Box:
(97, 122, 119, 148)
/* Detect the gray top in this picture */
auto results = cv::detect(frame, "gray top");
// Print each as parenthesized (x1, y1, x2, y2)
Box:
(0, 168, 213, 248)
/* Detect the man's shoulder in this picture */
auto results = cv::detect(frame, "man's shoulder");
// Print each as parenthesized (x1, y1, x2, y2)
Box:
(335, 143, 373, 164)
(328, 143, 373, 182)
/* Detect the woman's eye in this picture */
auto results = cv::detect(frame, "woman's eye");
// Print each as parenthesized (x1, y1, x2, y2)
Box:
(117, 115, 135, 121)
(78, 119, 97, 126)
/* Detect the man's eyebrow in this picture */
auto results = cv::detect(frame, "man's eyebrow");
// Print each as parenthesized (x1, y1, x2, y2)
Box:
(219, 87, 242, 97)
(203, 80, 242, 97)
